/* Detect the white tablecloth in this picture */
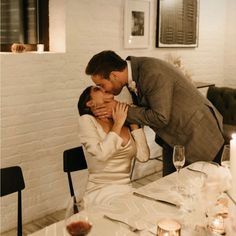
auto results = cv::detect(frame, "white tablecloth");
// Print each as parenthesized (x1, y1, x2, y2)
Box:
(28, 162, 236, 236)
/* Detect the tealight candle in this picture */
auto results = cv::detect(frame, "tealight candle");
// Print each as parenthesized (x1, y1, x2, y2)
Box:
(209, 215, 225, 235)
(157, 219, 181, 236)
(37, 44, 44, 52)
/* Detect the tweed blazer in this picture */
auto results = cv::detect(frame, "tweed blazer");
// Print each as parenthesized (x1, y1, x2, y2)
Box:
(126, 56, 224, 163)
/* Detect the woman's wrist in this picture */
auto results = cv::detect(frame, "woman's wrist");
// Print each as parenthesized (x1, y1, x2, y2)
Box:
(130, 123, 141, 130)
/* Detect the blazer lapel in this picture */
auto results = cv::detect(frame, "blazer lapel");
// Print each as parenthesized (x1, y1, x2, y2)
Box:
(126, 56, 142, 101)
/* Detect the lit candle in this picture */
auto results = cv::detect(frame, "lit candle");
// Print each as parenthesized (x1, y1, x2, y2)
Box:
(209, 215, 225, 235)
(157, 219, 181, 236)
(230, 134, 236, 195)
(37, 44, 44, 53)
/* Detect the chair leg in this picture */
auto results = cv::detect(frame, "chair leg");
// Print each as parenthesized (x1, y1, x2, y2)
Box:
(73, 196, 79, 214)
(67, 172, 75, 197)
(18, 191, 22, 236)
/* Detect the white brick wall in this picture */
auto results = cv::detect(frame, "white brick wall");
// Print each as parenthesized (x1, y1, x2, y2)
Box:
(0, 0, 236, 232)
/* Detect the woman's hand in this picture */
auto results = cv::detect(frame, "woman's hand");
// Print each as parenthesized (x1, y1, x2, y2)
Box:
(111, 102, 128, 134)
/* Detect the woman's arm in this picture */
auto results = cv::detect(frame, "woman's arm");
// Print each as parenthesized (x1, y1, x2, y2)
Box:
(78, 103, 128, 162)
(78, 115, 123, 162)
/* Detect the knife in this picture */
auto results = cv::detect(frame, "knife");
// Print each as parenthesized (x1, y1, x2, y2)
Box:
(133, 192, 179, 208)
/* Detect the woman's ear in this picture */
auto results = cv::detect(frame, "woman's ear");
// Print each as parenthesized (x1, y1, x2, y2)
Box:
(86, 100, 94, 108)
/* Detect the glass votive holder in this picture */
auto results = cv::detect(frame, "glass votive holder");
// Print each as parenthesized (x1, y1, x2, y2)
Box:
(157, 219, 181, 236)
(37, 44, 44, 52)
(216, 197, 229, 218)
(208, 215, 225, 235)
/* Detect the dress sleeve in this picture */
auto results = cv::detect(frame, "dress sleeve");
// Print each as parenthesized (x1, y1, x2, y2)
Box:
(78, 115, 123, 162)
(131, 128, 150, 162)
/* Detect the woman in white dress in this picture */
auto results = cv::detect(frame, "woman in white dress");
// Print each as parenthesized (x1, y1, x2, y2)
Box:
(78, 86, 150, 206)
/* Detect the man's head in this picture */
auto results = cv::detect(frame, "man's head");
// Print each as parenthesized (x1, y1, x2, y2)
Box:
(85, 50, 128, 95)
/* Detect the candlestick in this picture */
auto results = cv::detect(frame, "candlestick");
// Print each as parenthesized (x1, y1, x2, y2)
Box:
(230, 134, 236, 195)
(157, 219, 181, 236)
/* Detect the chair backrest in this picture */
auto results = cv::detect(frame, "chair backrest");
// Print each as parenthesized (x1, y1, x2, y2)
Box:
(63, 146, 87, 198)
(0, 166, 25, 236)
(207, 86, 236, 125)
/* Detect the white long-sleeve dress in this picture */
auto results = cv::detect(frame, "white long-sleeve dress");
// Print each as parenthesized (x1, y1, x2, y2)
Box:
(78, 115, 150, 206)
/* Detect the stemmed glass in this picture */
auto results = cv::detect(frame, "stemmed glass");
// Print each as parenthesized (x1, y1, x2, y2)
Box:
(65, 196, 92, 236)
(221, 144, 230, 169)
(172, 145, 185, 192)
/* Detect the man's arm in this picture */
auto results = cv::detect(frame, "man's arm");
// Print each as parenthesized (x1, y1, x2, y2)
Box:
(126, 71, 174, 129)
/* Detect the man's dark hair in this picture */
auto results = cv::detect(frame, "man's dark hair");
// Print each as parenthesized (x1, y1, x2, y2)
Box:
(78, 86, 93, 116)
(85, 50, 127, 79)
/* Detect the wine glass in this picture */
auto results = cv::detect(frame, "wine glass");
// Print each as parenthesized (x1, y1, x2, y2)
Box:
(221, 144, 230, 169)
(172, 145, 185, 192)
(65, 196, 92, 236)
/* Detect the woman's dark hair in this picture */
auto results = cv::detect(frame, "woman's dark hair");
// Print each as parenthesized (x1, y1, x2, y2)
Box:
(78, 86, 93, 116)
(85, 50, 127, 79)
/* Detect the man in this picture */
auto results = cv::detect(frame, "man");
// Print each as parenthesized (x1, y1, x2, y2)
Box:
(85, 50, 225, 176)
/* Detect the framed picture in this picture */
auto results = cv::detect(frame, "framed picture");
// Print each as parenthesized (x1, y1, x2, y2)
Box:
(156, 0, 199, 48)
(124, 0, 150, 48)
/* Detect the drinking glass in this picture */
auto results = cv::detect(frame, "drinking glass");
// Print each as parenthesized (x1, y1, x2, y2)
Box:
(221, 144, 230, 169)
(65, 197, 92, 236)
(172, 145, 185, 191)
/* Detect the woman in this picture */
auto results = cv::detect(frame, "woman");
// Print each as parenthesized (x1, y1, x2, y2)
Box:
(78, 86, 150, 206)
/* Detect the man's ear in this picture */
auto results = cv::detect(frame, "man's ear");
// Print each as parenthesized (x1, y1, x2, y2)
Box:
(110, 71, 117, 81)
(86, 100, 94, 108)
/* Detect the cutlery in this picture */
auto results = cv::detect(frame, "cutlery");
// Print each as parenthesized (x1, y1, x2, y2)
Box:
(187, 167, 207, 176)
(133, 192, 179, 208)
(103, 215, 138, 232)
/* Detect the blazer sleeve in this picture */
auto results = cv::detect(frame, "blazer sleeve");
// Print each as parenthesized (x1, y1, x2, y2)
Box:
(131, 128, 150, 162)
(78, 115, 123, 162)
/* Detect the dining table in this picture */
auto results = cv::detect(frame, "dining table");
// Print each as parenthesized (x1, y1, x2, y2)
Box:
(28, 162, 236, 236)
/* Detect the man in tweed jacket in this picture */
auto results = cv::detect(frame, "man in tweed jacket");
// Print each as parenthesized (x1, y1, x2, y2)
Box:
(85, 50, 224, 176)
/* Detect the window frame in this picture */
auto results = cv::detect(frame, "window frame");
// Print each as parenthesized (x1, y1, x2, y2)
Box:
(0, 0, 49, 52)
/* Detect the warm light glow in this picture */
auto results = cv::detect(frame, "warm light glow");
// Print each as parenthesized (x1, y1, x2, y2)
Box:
(232, 133, 236, 140)
(158, 219, 181, 231)
(209, 215, 225, 234)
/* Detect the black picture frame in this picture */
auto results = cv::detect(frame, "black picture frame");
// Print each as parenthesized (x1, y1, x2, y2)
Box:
(156, 0, 199, 48)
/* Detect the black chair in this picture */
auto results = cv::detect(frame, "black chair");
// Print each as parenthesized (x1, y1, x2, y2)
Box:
(0, 166, 25, 236)
(63, 146, 87, 209)
(207, 86, 236, 144)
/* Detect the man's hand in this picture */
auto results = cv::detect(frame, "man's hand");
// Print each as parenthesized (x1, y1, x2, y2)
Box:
(92, 99, 117, 119)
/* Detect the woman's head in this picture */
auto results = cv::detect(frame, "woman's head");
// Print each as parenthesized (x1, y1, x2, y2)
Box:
(78, 86, 114, 116)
